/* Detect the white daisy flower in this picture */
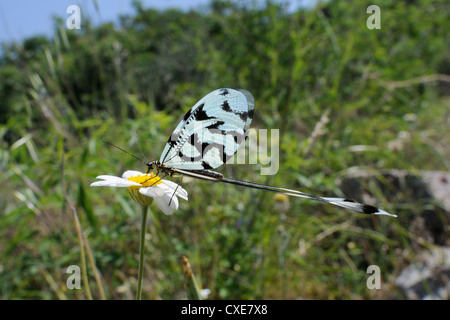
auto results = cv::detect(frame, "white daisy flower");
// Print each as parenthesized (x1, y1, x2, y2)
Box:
(90, 170, 188, 215)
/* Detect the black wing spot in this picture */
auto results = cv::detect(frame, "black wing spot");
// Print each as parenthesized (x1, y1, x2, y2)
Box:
(221, 100, 232, 112)
(219, 88, 229, 96)
(206, 121, 225, 131)
(248, 108, 255, 120)
(237, 111, 248, 122)
(201, 161, 213, 170)
(344, 199, 355, 203)
(222, 100, 247, 122)
(362, 204, 379, 214)
(194, 103, 215, 121)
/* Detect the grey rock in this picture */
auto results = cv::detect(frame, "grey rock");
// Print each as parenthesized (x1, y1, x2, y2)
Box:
(395, 247, 450, 300)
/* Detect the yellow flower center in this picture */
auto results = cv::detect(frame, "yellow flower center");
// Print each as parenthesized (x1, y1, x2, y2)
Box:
(127, 172, 162, 208)
(127, 173, 162, 189)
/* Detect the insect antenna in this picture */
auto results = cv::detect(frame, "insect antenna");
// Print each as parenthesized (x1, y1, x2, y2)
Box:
(104, 141, 147, 166)
(134, 139, 149, 164)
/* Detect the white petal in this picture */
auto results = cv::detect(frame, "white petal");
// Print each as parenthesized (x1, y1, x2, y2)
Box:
(90, 175, 140, 187)
(160, 179, 179, 190)
(122, 170, 144, 179)
(161, 180, 188, 201)
(140, 184, 183, 215)
(154, 192, 179, 215)
(143, 184, 180, 215)
(95, 175, 119, 180)
(139, 186, 165, 198)
(154, 183, 184, 200)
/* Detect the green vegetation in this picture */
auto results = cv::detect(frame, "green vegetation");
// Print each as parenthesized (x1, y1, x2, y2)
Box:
(0, 0, 448, 299)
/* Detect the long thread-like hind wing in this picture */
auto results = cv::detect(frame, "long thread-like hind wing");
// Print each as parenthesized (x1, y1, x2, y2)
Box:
(218, 176, 396, 217)
(169, 166, 395, 216)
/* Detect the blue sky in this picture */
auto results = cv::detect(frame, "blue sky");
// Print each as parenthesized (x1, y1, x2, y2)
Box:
(0, 0, 213, 44)
(0, 0, 313, 44)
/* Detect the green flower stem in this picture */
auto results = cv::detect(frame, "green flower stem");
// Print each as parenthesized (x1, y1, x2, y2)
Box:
(182, 256, 202, 300)
(136, 205, 149, 300)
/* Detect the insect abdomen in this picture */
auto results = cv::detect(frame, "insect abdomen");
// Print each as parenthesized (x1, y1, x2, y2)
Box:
(190, 170, 224, 180)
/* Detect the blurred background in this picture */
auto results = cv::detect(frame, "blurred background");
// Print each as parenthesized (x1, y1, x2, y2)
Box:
(0, 0, 449, 300)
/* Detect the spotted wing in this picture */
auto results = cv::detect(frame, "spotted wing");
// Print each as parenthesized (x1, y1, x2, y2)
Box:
(160, 88, 255, 170)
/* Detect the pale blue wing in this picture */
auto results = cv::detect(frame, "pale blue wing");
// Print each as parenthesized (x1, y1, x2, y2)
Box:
(160, 88, 255, 170)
